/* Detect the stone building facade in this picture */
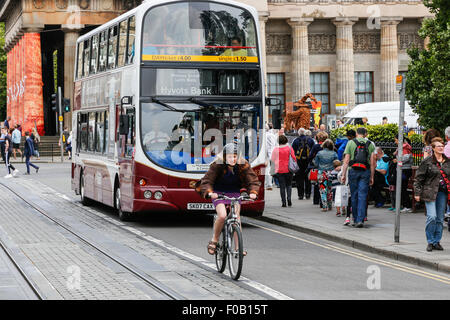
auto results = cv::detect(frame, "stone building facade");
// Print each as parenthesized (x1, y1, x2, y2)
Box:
(0, 0, 431, 134)
(0, 0, 142, 135)
(239, 0, 431, 120)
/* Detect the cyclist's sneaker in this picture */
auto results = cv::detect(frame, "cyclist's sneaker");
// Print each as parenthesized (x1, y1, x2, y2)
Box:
(344, 217, 350, 225)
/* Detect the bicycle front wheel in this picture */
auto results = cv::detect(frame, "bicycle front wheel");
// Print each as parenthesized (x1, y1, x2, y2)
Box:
(215, 227, 227, 273)
(228, 224, 243, 280)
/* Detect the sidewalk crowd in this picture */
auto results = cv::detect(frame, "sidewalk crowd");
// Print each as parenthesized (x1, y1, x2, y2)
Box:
(266, 121, 450, 252)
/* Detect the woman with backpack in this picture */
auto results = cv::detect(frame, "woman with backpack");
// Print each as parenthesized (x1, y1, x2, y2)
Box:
(414, 137, 450, 252)
(271, 135, 296, 207)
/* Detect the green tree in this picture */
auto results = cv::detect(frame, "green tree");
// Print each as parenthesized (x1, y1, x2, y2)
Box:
(0, 23, 6, 121)
(405, 0, 450, 132)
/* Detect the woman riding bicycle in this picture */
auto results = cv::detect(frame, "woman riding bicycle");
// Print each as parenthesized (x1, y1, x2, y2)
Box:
(196, 143, 260, 256)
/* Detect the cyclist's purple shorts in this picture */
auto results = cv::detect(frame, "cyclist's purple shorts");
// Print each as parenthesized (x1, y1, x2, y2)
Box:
(212, 192, 242, 208)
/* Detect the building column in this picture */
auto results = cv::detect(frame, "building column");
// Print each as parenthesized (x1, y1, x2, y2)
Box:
(259, 12, 269, 121)
(380, 18, 402, 102)
(63, 25, 84, 130)
(288, 18, 313, 102)
(333, 17, 358, 111)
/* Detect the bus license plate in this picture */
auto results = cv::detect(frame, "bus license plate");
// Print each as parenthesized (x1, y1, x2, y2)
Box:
(187, 203, 214, 210)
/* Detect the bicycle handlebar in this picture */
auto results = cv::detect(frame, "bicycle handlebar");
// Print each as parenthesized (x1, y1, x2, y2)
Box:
(215, 194, 256, 201)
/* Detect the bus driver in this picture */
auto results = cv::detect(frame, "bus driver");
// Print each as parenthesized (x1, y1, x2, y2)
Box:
(221, 37, 247, 57)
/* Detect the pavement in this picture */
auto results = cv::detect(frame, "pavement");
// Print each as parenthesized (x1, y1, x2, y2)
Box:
(258, 187, 450, 274)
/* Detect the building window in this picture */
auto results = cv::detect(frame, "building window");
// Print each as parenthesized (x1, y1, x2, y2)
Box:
(354, 71, 374, 104)
(267, 73, 285, 120)
(310, 72, 329, 114)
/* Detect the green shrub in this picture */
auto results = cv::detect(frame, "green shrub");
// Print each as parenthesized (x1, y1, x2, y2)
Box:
(330, 124, 422, 143)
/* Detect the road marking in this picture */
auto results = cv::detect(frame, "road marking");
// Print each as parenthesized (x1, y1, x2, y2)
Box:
(48, 188, 293, 300)
(246, 221, 450, 285)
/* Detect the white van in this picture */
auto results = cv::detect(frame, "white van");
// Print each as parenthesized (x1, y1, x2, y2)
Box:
(342, 101, 419, 127)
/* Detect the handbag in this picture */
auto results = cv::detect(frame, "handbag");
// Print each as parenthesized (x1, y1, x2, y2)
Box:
(308, 169, 319, 182)
(436, 162, 450, 206)
(288, 147, 300, 174)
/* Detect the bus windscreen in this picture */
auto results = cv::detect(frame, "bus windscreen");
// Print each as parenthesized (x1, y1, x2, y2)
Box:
(142, 2, 258, 63)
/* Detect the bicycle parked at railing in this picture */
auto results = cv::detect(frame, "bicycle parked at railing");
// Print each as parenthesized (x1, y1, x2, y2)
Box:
(212, 193, 254, 280)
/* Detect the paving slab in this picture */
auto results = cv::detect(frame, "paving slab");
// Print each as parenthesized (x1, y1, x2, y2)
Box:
(259, 188, 450, 274)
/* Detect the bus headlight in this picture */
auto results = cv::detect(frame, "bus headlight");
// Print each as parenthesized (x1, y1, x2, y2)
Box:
(144, 191, 152, 199)
(154, 191, 163, 200)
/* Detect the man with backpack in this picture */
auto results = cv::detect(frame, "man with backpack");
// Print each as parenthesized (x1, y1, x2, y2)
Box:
(292, 128, 315, 199)
(341, 127, 376, 228)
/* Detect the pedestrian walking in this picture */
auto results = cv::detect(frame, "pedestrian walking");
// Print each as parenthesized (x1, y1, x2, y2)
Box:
(370, 147, 390, 208)
(66, 131, 73, 160)
(444, 126, 450, 225)
(271, 135, 296, 207)
(265, 123, 276, 190)
(394, 136, 413, 212)
(330, 160, 346, 217)
(308, 131, 328, 206)
(23, 131, 39, 175)
(292, 128, 314, 200)
(11, 124, 22, 160)
(0, 128, 5, 162)
(335, 129, 356, 161)
(313, 139, 338, 212)
(4, 116, 10, 130)
(422, 129, 441, 158)
(414, 137, 450, 252)
(31, 127, 41, 160)
(444, 126, 450, 158)
(3, 128, 19, 178)
(341, 127, 376, 228)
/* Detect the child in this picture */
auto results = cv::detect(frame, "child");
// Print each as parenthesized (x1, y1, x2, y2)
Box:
(330, 160, 346, 216)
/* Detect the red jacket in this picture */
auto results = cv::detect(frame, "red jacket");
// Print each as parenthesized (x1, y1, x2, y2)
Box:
(271, 145, 295, 174)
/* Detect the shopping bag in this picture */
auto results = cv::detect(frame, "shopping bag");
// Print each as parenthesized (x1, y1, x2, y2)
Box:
(334, 185, 349, 207)
(308, 169, 319, 182)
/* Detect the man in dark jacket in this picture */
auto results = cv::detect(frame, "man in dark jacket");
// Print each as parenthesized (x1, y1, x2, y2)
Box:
(292, 128, 315, 199)
(23, 131, 39, 175)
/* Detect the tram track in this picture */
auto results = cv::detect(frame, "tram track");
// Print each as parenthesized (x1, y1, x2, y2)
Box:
(0, 182, 184, 300)
(0, 235, 44, 300)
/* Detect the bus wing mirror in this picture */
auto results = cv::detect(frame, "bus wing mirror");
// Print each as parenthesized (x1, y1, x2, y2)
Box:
(121, 96, 133, 107)
(265, 97, 281, 107)
(119, 115, 129, 135)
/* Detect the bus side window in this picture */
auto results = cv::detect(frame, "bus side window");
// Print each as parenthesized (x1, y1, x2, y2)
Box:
(125, 109, 135, 158)
(80, 113, 88, 152)
(98, 31, 107, 72)
(83, 38, 91, 76)
(104, 110, 110, 155)
(90, 34, 99, 74)
(108, 25, 118, 69)
(127, 16, 135, 64)
(76, 42, 83, 79)
(88, 112, 96, 152)
(118, 19, 128, 68)
(96, 112, 105, 153)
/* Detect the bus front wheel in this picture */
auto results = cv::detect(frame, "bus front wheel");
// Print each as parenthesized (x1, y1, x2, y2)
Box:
(115, 185, 131, 222)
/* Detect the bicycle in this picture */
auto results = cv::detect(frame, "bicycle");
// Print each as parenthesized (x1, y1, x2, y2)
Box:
(212, 194, 253, 280)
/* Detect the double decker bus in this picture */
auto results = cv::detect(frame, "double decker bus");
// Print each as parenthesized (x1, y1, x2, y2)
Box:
(71, 0, 268, 220)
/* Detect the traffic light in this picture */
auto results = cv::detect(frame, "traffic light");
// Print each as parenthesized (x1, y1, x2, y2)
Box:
(63, 98, 70, 113)
(51, 93, 58, 112)
(51, 89, 62, 113)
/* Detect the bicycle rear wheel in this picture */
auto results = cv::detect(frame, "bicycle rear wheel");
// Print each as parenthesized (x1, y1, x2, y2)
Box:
(228, 224, 243, 280)
(215, 228, 227, 273)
